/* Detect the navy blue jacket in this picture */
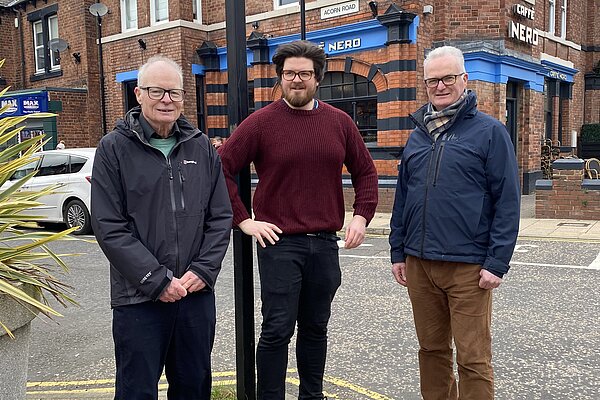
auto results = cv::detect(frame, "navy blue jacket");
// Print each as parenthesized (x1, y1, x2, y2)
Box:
(389, 92, 520, 278)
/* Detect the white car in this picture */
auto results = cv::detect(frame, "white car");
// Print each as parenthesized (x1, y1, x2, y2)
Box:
(5, 148, 95, 235)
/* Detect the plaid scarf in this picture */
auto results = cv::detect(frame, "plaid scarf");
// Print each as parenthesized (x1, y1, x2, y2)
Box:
(423, 90, 469, 141)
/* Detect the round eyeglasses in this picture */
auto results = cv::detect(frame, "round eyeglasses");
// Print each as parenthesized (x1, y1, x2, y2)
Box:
(281, 70, 315, 81)
(424, 73, 465, 88)
(140, 87, 186, 102)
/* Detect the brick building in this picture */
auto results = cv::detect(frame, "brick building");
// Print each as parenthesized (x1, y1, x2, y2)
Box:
(0, 0, 598, 199)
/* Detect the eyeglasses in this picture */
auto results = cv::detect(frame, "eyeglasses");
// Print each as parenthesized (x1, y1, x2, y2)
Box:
(424, 73, 465, 88)
(140, 87, 186, 102)
(281, 70, 315, 81)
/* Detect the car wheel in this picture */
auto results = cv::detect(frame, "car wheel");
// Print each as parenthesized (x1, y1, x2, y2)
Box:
(64, 199, 92, 235)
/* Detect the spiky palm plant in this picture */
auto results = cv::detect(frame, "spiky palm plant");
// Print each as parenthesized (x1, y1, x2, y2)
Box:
(0, 59, 77, 338)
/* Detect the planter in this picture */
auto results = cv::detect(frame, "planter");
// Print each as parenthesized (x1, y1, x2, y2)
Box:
(0, 284, 39, 400)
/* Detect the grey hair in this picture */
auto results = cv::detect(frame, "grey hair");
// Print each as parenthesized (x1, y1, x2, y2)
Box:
(424, 46, 466, 73)
(137, 55, 184, 87)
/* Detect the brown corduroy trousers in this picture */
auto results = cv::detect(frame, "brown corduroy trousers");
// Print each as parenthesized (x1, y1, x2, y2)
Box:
(406, 255, 494, 400)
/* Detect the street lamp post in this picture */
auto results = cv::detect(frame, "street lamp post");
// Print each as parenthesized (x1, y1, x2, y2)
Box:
(89, 3, 109, 136)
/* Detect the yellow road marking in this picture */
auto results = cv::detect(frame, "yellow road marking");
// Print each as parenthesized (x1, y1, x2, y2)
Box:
(27, 368, 392, 399)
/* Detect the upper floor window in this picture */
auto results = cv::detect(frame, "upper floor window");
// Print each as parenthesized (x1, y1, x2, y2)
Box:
(276, 0, 297, 8)
(548, 0, 556, 34)
(193, 0, 202, 23)
(32, 14, 59, 74)
(560, 0, 567, 39)
(151, 0, 169, 24)
(121, 0, 138, 31)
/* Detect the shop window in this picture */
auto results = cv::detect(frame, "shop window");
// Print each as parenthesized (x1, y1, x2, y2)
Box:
(32, 15, 59, 74)
(121, 0, 138, 31)
(193, 0, 202, 23)
(318, 72, 378, 145)
(151, 0, 169, 24)
(548, 0, 555, 34)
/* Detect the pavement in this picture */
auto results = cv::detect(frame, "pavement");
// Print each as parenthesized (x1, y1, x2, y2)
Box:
(350, 194, 600, 241)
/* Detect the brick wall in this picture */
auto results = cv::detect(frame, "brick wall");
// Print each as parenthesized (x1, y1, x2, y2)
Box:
(536, 160, 600, 220)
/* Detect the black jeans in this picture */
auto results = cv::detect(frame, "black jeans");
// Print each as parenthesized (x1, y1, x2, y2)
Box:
(256, 234, 342, 400)
(112, 291, 216, 400)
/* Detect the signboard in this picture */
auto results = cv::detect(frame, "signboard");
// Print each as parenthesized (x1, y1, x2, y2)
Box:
(321, 0, 359, 20)
(508, 3, 538, 46)
(0, 93, 48, 117)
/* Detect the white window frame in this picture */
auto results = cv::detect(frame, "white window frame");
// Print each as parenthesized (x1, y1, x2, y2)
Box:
(548, 0, 555, 34)
(274, 0, 298, 10)
(560, 0, 567, 39)
(33, 20, 45, 73)
(150, 0, 169, 25)
(47, 15, 60, 71)
(120, 0, 138, 31)
(193, 0, 202, 23)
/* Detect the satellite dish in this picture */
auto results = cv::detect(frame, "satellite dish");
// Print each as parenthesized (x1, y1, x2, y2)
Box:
(89, 3, 109, 17)
(48, 38, 69, 53)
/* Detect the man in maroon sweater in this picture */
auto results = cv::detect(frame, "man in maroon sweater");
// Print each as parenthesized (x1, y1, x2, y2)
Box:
(219, 40, 378, 399)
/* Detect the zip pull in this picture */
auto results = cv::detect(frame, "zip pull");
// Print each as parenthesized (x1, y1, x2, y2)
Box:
(431, 143, 435, 151)
(178, 164, 185, 182)
(167, 163, 173, 180)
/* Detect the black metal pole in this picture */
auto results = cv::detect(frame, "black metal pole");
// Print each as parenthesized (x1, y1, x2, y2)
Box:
(225, 0, 255, 399)
(300, 0, 306, 40)
(96, 14, 107, 135)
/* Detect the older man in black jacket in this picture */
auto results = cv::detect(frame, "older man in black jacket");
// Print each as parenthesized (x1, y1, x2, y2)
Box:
(92, 55, 232, 400)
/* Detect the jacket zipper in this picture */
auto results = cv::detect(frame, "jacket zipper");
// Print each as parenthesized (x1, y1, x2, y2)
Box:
(420, 140, 436, 257)
(178, 163, 186, 210)
(433, 141, 445, 187)
(131, 129, 198, 278)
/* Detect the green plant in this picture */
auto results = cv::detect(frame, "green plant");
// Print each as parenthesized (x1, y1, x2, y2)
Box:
(580, 124, 600, 144)
(0, 59, 77, 338)
(211, 385, 236, 399)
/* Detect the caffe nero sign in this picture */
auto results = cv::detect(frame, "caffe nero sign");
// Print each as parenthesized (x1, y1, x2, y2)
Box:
(0, 93, 48, 117)
(508, 3, 539, 46)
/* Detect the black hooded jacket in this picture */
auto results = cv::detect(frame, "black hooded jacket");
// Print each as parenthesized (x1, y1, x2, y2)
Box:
(91, 107, 233, 307)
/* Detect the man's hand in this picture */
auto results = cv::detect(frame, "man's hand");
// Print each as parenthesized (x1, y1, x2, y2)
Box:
(344, 215, 367, 249)
(238, 218, 282, 248)
(479, 269, 502, 290)
(180, 271, 207, 293)
(392, 262, 407, 286)
(159, 278, 187, 302)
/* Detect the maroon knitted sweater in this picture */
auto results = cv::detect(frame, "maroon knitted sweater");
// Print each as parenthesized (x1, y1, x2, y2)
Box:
(219, 99, 378, 234)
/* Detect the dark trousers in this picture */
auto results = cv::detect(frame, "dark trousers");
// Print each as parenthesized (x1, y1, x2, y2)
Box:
(256, 234, 341, 400)
(112, 291, 216, 400)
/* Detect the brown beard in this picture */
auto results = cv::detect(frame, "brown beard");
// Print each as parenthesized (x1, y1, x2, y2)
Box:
(282, 84, 317, 108)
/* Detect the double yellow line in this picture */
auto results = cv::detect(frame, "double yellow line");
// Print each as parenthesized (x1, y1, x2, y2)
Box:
(27, 369, 394, 399)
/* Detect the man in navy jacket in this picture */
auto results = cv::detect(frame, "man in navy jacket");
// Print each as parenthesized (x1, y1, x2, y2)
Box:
(389, 46, 520, 400)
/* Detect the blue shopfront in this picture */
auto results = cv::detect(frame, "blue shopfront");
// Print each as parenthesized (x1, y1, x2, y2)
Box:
(0, 90, 61, 150)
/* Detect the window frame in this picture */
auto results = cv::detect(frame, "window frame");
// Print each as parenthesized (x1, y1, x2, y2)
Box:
(193, 0, 202, 24)
(28, 4, 62, 81)
(548, 0, 556, 34)
(274, 0, 298, 10)
(560, 0, 567, 39)
(32, 20, 45, 73)
(120, 0, 138, 32)
(150, 0, 169, 25)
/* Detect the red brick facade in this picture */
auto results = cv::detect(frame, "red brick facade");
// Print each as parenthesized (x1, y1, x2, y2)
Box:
(0, 0, 598, 202)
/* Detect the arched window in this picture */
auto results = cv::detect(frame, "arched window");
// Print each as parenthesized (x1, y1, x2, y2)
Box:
(318, 72, 377, 145)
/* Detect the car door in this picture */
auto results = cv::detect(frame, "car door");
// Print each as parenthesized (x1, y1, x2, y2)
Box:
(21, 153, 70, 222)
